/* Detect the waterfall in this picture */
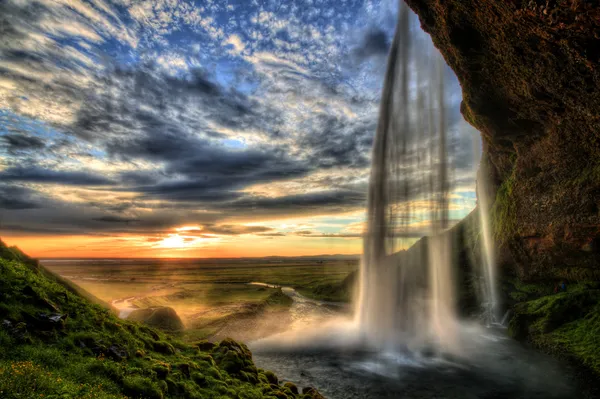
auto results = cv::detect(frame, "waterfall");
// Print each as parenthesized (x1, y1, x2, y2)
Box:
(477, 165, 500, 325)
(357, 1, 460, 354)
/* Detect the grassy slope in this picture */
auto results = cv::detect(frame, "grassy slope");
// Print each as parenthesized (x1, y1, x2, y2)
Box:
(0, 241, 322, 399)
(507, 281, 600, 379)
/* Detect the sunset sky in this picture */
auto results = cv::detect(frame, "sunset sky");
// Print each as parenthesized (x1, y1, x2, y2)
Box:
(0, 0, 480, 258)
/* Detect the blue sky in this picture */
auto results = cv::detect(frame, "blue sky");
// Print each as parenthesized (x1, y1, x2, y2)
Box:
(0, 0, 480, 257)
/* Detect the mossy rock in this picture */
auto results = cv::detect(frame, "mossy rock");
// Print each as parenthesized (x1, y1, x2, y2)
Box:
(283, 382, 299, 395)
(209, 338, 259, 378)
(194, 340, 216, 352)
(152, 361, 171, 379)
(128, 306, 185, 332)
(264, 370, 278, 385)
(152, 340, 176, 355)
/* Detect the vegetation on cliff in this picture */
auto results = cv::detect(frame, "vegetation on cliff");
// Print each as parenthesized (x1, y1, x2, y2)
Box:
(508, 283, 600, 381)
(0, 240, 323, 399)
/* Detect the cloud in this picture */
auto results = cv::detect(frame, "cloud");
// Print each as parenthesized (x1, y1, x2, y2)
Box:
(225, 34, 246, 54)
(0, 0, 481, 249)
(224, 189, 366, 214)
(300, 114, 375, 169)
(182, 225, 275, 236)
(0, 185, 42, 210)
(0, 166, 115, 186)
(1, 133, 46, 153)
(353, 28, 390, 61)
(92, 216, 139, 223)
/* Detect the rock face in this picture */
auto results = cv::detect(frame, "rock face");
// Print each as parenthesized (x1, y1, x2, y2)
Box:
(405, 0, 600, 282)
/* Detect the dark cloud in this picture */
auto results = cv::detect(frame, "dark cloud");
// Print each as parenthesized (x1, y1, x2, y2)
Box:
(301, 114, 374, 169)
(1, 134, 46, 153)
(105, 120, 311, 202)
(353, 28, 390, 61)
(182, 225, 274, 236)
(224, 189, 366, 213)
(0, 185, 41, 210)
(0, 166, 115, 186)
(92, 216, 139, 223)
(73, 65, 281, 142)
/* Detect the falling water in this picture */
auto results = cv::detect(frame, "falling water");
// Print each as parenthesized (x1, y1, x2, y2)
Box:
(357, 1, 460, 354)
(477, 165, 500, 325)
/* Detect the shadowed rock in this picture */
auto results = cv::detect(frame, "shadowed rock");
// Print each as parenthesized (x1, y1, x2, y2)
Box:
(128, 306, 185, 332)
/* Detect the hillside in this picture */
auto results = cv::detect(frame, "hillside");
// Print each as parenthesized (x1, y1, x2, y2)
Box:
(0, 239, 323, 399)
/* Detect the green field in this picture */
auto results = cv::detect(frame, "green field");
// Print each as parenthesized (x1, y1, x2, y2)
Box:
(42, 257, 358, 341)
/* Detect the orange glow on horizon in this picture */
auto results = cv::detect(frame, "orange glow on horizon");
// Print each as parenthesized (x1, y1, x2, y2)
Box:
(1, 234, 361, 259)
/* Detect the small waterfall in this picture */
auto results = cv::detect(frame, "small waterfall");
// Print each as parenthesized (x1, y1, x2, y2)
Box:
(477, 165, 500, 325)
(357, 1, 460, 354)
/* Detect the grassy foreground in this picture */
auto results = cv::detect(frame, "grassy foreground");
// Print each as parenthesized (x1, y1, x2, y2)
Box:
(0, 240, 324, 399)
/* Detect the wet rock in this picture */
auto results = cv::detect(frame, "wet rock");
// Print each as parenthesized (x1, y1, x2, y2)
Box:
(107, 344, 128, 361)
(23, 312, 67, 331)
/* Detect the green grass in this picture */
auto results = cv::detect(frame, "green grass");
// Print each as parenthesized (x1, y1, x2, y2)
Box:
(43, 258, 358, 304)
(0, 244, 324, 399)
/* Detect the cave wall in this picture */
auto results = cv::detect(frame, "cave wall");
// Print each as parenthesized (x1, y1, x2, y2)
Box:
(406, 0, 600, 281)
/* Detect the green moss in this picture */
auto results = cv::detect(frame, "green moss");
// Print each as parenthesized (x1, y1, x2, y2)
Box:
(491, 167, 517, 243)
(508, 289, 600, 375)
(509, 291, 528, 302)
(122, 375, 164, 399)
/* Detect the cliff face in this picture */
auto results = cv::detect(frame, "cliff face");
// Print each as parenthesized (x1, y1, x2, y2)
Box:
(406, 0, 600, 282)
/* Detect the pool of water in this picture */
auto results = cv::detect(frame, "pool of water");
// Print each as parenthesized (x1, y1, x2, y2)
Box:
(248, 283, 588, 399)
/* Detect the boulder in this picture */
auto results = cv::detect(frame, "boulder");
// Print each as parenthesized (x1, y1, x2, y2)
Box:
(128, 306, 184, 331)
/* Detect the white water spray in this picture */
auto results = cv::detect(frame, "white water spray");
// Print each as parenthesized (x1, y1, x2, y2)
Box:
(477, 165, 500, 325)
(357, 2, 460, 354)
